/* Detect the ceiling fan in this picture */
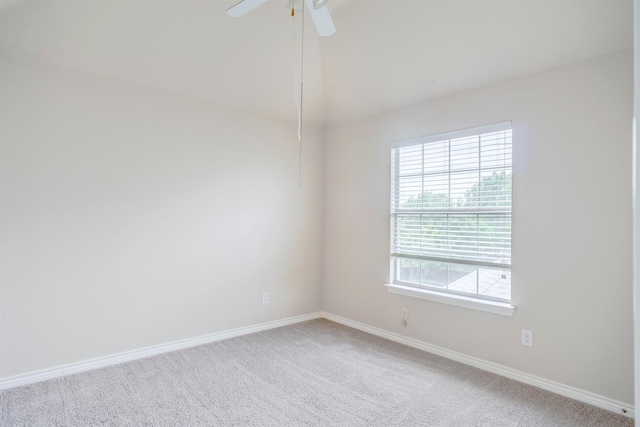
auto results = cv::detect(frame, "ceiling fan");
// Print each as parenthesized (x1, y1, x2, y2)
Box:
(226, 0, 336, 37)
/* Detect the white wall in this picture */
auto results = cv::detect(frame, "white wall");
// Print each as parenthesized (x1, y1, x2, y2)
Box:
(0, 53, 324, 378)
(323, 49, 634, 404)
(0, 43, 633, 409)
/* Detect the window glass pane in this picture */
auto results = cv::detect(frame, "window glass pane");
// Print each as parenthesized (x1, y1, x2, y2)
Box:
(398, 145, 422, 176)
(449, 171, 478, 206)
(397, 258, 420, 284)
(395, 214, 421, 255)
(478, 214, 511, 264)
(421, 173, 449, 208)
(423, 140, 448, 175)
(478, 268, 511, 301)
(446, 263, 479, 295)
(473, 170, 511, 208)
(397, 175, 423, 209)
(480, 130, 512, 170)
(447, 214, 478, 260)
(450, 135, 479, 172)
(421, 214, 447, 256)
(420, 260, 478, 295)
(396, 256, 511, 302)
(420, 260, 448, 288)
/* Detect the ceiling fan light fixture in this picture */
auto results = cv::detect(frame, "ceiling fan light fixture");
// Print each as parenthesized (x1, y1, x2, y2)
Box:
(312, 0, 329, 10)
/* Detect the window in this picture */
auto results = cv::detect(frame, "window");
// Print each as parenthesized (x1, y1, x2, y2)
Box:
(390, 122, 512, 306)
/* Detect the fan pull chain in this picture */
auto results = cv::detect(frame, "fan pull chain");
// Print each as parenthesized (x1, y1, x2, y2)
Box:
(299, 1, 305, 187)
(292, 0, 305, 187)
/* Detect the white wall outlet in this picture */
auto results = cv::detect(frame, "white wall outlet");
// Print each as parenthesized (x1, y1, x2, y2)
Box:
(262, 292, 269, 304)
(521, 329, 533, 347)
(401, 307, 409, 326)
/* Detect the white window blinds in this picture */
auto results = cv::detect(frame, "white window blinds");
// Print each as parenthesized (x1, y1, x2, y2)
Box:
(391, 122, 512, 302)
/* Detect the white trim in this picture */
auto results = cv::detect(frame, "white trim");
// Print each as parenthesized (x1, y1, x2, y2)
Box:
(391, 121, 512, 149)
(0, 312, 322, 391)
(321, 312, 634, 419)
(385, 283, 515, 316)
(2, 310, 633, 419)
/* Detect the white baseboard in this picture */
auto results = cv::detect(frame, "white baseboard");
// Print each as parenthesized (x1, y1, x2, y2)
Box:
(0, 312, 323, 391)
(321, 312, 634, 419)
(1, 310, 633, 419)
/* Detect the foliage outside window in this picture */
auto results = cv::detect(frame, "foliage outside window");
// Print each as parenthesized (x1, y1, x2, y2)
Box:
(391, 123, 512, 302)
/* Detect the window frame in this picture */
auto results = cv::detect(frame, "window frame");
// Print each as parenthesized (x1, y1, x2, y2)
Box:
(387, 122, 515, 316)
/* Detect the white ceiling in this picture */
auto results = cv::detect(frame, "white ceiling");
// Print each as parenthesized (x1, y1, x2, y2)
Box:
(0, 0, 633, 124)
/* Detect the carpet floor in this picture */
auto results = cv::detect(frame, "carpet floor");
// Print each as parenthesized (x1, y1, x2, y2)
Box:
(0, 319, 633, 426)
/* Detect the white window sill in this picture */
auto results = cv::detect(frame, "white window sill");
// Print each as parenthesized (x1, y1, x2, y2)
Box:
(384, 283, 515, 317)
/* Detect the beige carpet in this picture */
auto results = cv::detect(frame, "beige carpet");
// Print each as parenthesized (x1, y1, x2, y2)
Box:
(0, 319, 633, 426)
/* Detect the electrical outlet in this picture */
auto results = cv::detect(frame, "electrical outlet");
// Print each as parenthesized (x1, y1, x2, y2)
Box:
(521, 329, 533, 347)
(401, 307, 409, 326)
(262, 292, 269, 304)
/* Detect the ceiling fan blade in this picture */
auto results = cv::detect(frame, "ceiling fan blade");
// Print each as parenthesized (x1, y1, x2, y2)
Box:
(303, 0, 336, 37)
(226, 0, 269, 17)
